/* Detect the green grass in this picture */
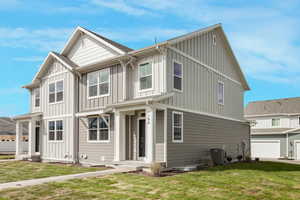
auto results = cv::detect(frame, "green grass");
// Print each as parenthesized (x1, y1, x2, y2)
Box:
(0, 161, 106, 184)
(1, 161, 300, 200)
(0, 155, 14, 160)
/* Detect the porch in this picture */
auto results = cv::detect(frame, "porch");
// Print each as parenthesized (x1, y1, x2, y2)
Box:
(13, 113, 42, 161)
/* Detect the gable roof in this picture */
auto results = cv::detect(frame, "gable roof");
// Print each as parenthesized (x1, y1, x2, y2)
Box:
(61, 26, 132, 56)
(245, 97, 300, 117)
(23, 52, 79, 89)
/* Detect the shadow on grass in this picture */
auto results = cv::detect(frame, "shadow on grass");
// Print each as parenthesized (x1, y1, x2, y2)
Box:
(207, 161, 300, 172)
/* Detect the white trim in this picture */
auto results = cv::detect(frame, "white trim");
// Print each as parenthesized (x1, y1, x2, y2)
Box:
(138, 61, 154, 92)
(286, 133, 289, 158)
(42, 70, 68, 80)
(33, 87, 40, 108)
(87, 68, 111, 99)
(137, 117, 146, 160)
(75, 109, 105, 117)
(172, 111, 183, 143)
(47, 119, 64, 142)
(294, 140, 300, 160)
(172, 60, 183, 92)
(157, 103, 246, 123)
(86, 115, 110, 143)
(43, 114, 72, 120)
(217, 81, 224, 105)
(246, 113, 300, 118)
(167, 46, 242, 87)
(251, 140, 280, 143)
(48, 79, 64, 104)
(163, 108, 167, 164)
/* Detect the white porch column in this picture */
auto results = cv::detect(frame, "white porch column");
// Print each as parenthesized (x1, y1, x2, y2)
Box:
(146, 106, 156, 163)
(28, 119, 36, 156)
(15, 121, 21, 157)
(114, 111, 126, 161)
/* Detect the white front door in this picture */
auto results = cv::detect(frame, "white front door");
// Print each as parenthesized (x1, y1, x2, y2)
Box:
(295, 142, 300, 160)
(251, 140, 280, 158)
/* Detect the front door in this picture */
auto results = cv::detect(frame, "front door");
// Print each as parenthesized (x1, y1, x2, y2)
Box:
(138, 119, 146, 159)
(35, 126, 40, 153)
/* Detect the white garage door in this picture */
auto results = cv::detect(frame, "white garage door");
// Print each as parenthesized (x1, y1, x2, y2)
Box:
(251, 140, 280, 158)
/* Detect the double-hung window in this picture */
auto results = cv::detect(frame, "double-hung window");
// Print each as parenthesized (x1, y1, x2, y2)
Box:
(49, 80, 63, 103)
(88, 116, 110, 142)
(34, 88, 40, 107)
(173, 61, 183, 91)
(48, 120, 63, 141)
(139, 62, 152, 91)
(87, 68, 110, 98)
(272, 118, 280, 127)
(217, 81, 224, 105)
(172, 111, 183, 143)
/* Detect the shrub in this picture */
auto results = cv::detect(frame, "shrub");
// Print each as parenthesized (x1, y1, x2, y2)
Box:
(226, 156, 232, 163)
(255, 157, 260, 162)
(245, 156, 252, 162)
(150, 162, 162, 177)
(237, 155, 243, 162)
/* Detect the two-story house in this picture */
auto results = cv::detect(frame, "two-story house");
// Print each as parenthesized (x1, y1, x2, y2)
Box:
(245, 97, 300, 160)
(13, 24, 250, 168)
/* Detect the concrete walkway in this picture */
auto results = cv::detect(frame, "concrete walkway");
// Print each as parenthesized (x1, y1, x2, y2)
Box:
(262, 158, 300, 165)
(0, 159, 17, 162)
(0, 167, 132, 190)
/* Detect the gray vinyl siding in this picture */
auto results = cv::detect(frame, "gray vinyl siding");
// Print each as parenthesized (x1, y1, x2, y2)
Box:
(163, 48, 244, 120)
(79, 64, 124, 112)
(166, 108, 250, 168)
(78, 114, 115, 164)
(251, 134, 287, 157)
(156, 110, 165, 162)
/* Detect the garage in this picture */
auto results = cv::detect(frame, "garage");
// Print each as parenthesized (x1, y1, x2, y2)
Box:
(251, 140, 280, 158)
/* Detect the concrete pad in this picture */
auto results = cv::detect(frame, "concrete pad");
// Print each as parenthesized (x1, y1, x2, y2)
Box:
(0, 167, 133, 190)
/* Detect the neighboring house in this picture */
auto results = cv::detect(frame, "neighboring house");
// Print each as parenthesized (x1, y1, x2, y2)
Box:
(0, 117, 28, 154)
(245, 97, 300, 160)
(13, 24, 250, 168)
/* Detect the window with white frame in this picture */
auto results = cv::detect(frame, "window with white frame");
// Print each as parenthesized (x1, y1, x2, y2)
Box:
(298, 117, 300, 125)
(272, 118, 280, 127)
(34, 88, 40, 107)
(48, 120, 63, 141)
(172, 112, 183, 142)
(49, 80, 63, 103)
(88, 116, 110, 142)
(173, 61, 183, 91)
(217, 81, 224, 105)
(87, 68, 110, 98)
(139, 62, 152, 90)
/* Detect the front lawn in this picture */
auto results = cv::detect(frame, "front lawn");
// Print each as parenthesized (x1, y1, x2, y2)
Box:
(1, 161, 300, 200)
(0, 155, 14, 160)
(0, 161, 106, 184)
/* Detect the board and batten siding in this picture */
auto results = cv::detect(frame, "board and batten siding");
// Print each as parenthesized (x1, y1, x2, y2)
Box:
(155, 110, 165, 162)
(162, 48, 244, 121)
(78, 114, 115, 164)
(67, 34, 117, 67)
(166, 108, 250, 168)
(127, 53, 166, 99)
(79, 64, 124, 112)
(31, 60, 76, 162)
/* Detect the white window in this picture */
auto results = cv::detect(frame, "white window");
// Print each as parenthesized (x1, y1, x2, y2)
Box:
(88, 115, 110, 142)
(172, 111, 183, 143)
(272, 118, 280, 127)
(34, 88, 40, 107)
(87, 68, 110, 98)
(217, 81, 224, 105)
(49, 80, 63, 103)
(298, 117, 300, 125)
(48, 120, 63, 141)
(213, 34, 217, 45)
(173, 61, 183, 91)
(139, 62, 152, 91)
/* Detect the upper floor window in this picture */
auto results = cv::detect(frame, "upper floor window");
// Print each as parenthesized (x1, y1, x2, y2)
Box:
(173, 61, 183, 91)
(87, 68, 110, 98)
(88, 115, 110, 142)
(49, 80, 63, 103)
(139, 62, 152, 91)
(48, 120, 63, 141)
(34, 88, 40, 107)
(217, 81, 224, 105)
(172, 111, 183, 143)
(272, 118, 280, 127)
(298, 117, 300, 125)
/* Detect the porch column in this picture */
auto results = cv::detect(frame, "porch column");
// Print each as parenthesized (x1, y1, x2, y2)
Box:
(28, 119, 36, 157)
(114, 111, 126, 161)
(15, 121, 21, 157)
(146, 106, 156, 163)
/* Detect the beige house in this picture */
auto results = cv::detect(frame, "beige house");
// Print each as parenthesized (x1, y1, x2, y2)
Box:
(13, 24, 250, 168)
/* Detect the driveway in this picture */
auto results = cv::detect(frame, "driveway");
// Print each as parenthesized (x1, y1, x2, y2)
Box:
(261, 158, 300, 165)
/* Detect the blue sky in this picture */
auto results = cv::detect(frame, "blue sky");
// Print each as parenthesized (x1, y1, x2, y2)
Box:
(0, 0, 300, 116)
